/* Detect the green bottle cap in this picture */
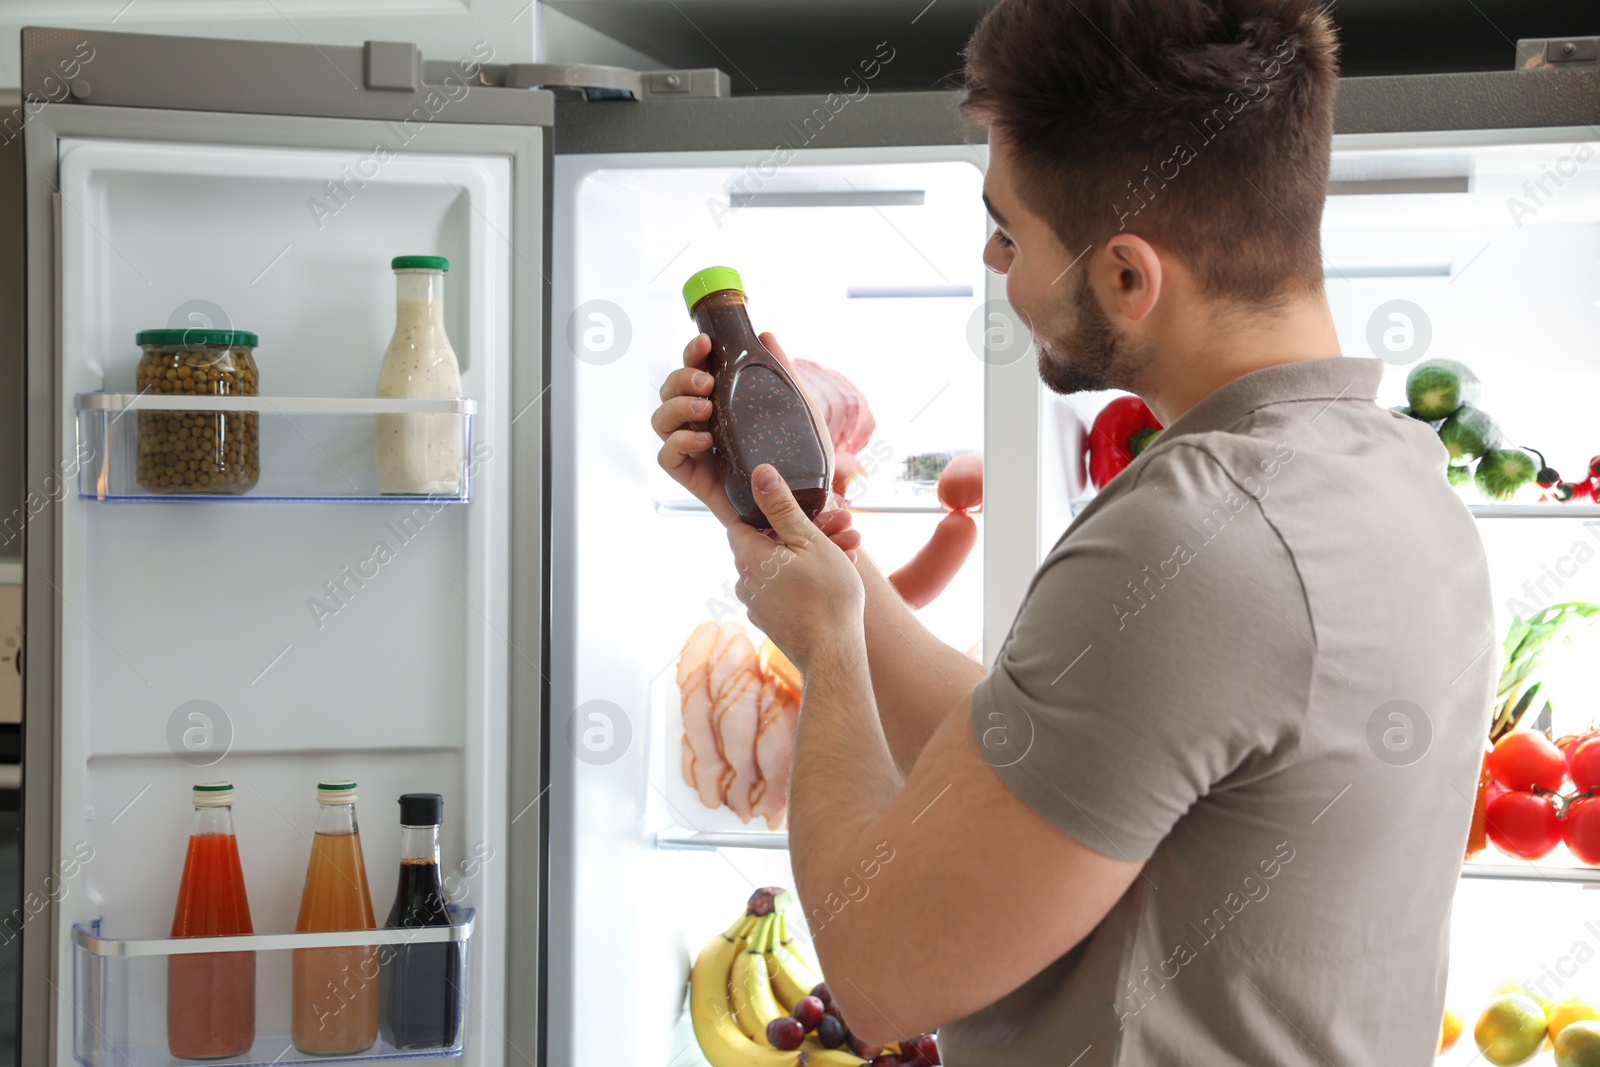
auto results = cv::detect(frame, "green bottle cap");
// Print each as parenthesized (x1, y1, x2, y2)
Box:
(682, 266, 744, 314)
(392, 255, 449, 272)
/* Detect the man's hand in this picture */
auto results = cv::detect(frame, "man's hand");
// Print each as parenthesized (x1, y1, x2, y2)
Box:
(652, 333, 738, 525)
(651, 332, 860, 559)
(729, 463, 865, 673)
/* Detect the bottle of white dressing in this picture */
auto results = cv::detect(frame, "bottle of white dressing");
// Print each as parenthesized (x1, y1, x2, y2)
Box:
(376, 255, 463, 495)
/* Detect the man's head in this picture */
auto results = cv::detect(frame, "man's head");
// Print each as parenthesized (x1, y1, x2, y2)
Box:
(963, 0, 1340, 396)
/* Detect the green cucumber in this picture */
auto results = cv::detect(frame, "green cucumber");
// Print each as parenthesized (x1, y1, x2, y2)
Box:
(1437, 404, 1502, 463)
(1474, 449, 1536, 502)
(1406, 359, 1481, 420)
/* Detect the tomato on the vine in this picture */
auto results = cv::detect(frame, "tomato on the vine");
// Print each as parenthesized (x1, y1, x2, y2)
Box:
(1488, 730, 1568, 793)
(1565, 797, 1600, 865)
(1485, 790, 1562, 859)
(1569, 736, 1600, 795)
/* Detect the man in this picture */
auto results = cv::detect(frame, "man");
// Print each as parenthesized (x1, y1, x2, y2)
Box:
(652, 0, 1494, 1062)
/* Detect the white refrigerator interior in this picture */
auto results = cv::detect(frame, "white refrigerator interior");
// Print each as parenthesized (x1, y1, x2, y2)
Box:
(549, 149, 992, 1066)
(52, 136, 511, 1065)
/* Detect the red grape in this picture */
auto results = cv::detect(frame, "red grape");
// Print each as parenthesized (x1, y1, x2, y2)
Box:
(810, 982, 832, 1007)
(849, 1033, 887, 1059)
(791, 996, 825, 1031)
(905, 1034, 941, 1065)
(766, 1017, 805, 1052)
(869, 1057, 905, 1067)
(816, 1015, 848, 1049)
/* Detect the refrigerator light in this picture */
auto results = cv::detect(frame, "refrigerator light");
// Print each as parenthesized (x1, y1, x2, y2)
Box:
(1327, 176, 1471, 196)
(730, 190, 924, 208)
(1323, 260, 1454, 279)
(846, 284, 974, 298)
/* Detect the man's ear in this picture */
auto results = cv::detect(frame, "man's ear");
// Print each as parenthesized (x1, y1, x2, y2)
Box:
(1102, 234, 1162, 323)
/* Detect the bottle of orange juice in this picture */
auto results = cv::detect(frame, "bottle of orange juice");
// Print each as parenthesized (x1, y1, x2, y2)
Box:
(291, 779, 378, 1054)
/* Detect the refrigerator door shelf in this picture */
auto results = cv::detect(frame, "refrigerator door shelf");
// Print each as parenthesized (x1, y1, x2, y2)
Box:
(72, 907, 475, 956)
(71, 909, 474, 1067)
(74, 393, 478, 503)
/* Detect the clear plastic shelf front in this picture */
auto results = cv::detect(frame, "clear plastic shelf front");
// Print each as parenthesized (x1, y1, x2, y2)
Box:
(72, 908, 474, 1067)
(74, 394, 478, 503)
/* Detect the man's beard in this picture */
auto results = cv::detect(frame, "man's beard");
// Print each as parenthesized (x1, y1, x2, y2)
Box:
(1034, 271, 1150, 396)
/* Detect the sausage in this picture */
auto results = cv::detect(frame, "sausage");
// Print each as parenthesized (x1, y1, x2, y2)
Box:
(888, 510, 978, 609)
(937, 452, 983, 512)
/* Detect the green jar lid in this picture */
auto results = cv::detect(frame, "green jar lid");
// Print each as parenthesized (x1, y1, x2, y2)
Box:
(136, 329, 258, 348)
(682, 266, 744, 314)
(392, 255, 449, 272)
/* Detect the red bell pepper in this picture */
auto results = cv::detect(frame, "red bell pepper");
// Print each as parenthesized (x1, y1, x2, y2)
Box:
(1087, 396, 1162, 490)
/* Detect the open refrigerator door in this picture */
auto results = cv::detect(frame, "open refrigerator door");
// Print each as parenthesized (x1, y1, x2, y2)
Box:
(20, 27, 549, 1067)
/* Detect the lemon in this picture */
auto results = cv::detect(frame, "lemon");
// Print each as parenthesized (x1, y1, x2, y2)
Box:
(1477, 994, 1552, 1066)
(1440, 1007, 1464, 1053)
(1556, 1020, 1600, 1067)
(1550, 999, 1600, 1043)
(1493, 980, 1553, 1020)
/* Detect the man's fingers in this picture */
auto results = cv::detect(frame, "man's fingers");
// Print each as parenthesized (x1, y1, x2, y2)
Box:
(650, 394, 713, 440)
(749, 464, 818, 546)
(830, 528, 863, 554)
(683, 332, 712, 368)
(657, 429, 713, 474)
(813, 507, 854, 538)
(658, 364, 715, 404)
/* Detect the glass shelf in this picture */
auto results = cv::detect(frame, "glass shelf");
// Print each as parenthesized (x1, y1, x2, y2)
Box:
(74, 393, 478, 503)
(655, 828, 790, 851)
(72, 908, 474, 1067)
(1467, 504, 1600, 519)
(653, 497, 949, 517)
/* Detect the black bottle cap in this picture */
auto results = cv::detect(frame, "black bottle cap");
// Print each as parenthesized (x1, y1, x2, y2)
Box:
(399, 793, 443, 826)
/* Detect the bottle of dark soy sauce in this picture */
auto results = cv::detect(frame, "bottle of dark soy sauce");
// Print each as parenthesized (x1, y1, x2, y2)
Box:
(378, 793, 461, 1049)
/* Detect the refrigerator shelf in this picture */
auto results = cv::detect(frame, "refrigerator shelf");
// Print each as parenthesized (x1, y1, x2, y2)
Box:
(74, 392, 479, 503)
(71, 908, 474, 1067)
(1468, 504, 1600, 519)
(1461, 863, 1600, 885)
(654, 828, 790, 851)
(653, 497, 952, 517)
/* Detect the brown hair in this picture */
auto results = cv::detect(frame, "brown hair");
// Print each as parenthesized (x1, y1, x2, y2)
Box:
(961, 0, 1340, 304)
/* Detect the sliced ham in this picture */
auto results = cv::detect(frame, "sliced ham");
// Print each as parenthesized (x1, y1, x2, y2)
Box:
(716, 670, 765, 822)
(794, 360, 847, 447)
(792, 358, 876, 460)
(677, 621, 802, 827)
(753, 685, 800, 830)
(843, 379, 876, 454)
(819, 367, 859, 449)
(676, 622, 720, 801)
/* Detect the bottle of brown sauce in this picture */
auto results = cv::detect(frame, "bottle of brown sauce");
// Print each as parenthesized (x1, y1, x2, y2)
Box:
(682, 267, 833, 529)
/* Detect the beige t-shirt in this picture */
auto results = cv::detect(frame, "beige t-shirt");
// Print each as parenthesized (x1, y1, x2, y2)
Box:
(945, 357, 1494, 1066)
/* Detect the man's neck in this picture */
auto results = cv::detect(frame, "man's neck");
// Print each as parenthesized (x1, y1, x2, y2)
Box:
(1138, 291, 1344, 427)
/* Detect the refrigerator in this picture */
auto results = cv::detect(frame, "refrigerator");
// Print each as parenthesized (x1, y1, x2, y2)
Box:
(14, 20, 1600, 1067)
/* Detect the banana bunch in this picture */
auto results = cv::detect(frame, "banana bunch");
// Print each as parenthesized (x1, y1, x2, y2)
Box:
(690, 891, 862, 1067)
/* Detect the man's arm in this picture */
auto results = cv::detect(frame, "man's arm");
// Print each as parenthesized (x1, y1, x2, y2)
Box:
(854, 551, 987, 776)
(729, 473, 1141, 1046)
